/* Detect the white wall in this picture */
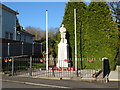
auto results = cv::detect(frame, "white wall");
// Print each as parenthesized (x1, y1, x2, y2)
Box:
(2, 9, 16, 40)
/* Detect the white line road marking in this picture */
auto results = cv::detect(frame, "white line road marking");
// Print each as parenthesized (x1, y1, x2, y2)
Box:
(2, 79, 71, 89)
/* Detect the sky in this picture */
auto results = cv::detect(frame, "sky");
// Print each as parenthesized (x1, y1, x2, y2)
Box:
(2, 2, 67, 30)
(2, 1, 91, 30)
(3, 0, 118, 30)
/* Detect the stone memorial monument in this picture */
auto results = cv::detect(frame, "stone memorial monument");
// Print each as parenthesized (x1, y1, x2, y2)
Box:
(57, 24, 69, 68)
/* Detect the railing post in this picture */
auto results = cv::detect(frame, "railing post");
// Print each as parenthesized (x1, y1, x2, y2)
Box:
(76, 69, 78, 77)
(8, 43, 10, 56)
(22, 42, 24, 55)
(29, 56, 32, 76)
(12, 57, 14, 76)
(32, 43, 34, 55)
(52, 68, 55, 77)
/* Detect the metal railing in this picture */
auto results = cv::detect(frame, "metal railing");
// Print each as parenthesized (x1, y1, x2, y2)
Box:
(2, 56, 103, 78)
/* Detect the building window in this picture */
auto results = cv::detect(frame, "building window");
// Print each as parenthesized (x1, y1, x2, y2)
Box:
(5, 32, 9, 39)
(10, 33, 13, 40)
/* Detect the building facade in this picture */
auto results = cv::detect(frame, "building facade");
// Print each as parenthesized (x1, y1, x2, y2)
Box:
(1, 3, 35, 43)
(0, 4, 42, 57)
(1, 4, 18, 40)
(16, 29, 35, 43)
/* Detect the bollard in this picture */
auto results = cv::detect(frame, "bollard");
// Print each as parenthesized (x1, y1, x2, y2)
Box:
(102, 57, 110, 81)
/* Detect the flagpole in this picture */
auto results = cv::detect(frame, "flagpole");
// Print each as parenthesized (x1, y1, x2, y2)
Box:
(46, 10, 48, 70)
(74, 9, 77, 73)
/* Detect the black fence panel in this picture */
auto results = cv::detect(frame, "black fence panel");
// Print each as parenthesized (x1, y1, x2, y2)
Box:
(2, 42, 41, 57)
(9, 43, 22, 56)
(2, 43, 8, 57)
(34, 44, 41, 55)
(23, 43, 32, 55)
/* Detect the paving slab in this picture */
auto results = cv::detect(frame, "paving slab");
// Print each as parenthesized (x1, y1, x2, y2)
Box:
(109, 71, 120, 81)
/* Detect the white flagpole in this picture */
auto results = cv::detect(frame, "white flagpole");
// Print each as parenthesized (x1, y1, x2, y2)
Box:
(74, 9, 77, 71)
(46, 10, 48, 70)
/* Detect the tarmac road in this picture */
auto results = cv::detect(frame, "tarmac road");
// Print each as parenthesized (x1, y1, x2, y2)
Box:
(1, 75, 119, 90)
(2, 81, 46, 88)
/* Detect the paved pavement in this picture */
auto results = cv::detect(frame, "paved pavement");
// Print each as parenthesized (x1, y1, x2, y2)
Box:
(1, 75, 119, 89)
(109, 71, 120, 81)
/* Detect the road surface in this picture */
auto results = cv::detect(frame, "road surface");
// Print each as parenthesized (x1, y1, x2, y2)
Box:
(1, 75, 119, 90)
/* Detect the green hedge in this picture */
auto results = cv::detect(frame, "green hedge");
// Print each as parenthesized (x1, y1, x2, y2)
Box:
(55, 1, 119, 70)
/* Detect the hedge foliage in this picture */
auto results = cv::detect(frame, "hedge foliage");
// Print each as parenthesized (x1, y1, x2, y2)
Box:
(56, 2, 119, 70)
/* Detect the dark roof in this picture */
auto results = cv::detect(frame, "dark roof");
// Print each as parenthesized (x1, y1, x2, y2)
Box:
(1, 3, 19, 15)
(1, 38, 21, 43)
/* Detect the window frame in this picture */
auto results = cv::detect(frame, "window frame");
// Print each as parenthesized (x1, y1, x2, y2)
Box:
(10, 33, 13, 40)
(5, 32, 9, 39)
